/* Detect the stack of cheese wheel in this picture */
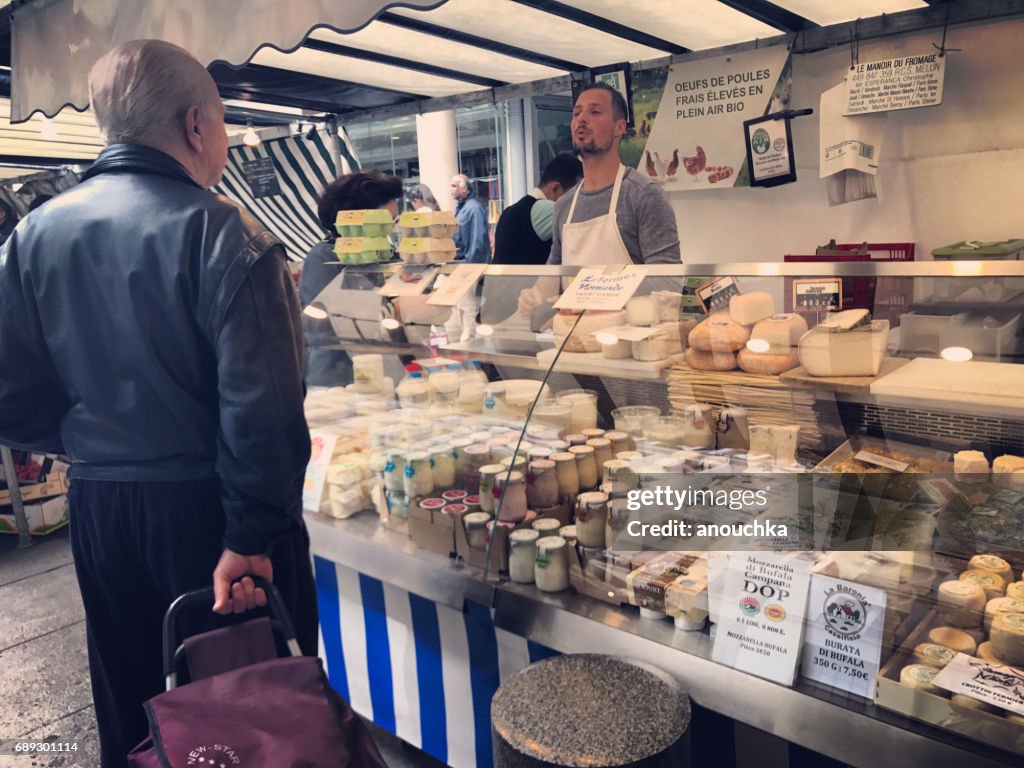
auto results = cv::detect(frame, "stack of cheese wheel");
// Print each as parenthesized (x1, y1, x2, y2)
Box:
(993, 454, 1024, 491)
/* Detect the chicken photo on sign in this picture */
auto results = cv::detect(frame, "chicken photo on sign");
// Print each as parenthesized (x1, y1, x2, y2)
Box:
(630, 46, 792, 191)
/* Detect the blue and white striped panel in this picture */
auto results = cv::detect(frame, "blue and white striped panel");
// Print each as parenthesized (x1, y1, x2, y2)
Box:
(314, 556, 558, 768)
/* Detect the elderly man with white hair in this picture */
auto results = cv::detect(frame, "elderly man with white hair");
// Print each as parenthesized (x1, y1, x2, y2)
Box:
(0, 40, 317, 766)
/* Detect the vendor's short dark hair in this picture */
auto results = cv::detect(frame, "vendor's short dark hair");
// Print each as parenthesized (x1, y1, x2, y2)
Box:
(577, 82, 628, 122)
(317, 171, 403, 232)
(539, 154, 583, 190)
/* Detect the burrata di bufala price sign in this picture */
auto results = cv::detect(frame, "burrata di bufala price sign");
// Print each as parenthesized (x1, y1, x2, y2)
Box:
(801, 575, 887, 700)
(636, 45, 792, 191)
(711, 552, 812, 686)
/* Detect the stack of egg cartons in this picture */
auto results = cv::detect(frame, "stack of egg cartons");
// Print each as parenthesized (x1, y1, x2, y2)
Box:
(396, 211, 459, 263)
(333, 209, 395, 264)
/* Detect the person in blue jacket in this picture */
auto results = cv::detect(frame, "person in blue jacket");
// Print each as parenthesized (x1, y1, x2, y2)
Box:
(450, 173, 490, 263)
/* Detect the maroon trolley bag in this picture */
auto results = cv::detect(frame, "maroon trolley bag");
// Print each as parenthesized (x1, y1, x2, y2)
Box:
(127, 577, 386, 768)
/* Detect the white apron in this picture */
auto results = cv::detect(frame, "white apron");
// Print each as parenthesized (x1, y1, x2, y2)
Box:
(562, 163, 631, 268)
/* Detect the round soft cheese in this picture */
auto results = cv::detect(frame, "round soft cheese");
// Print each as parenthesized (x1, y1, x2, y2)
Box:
(737, 346, 800, 376)
(683, 347, 737, 371)
(990, 613, 1024, 666)
(985, 597, 1024, 632)
(1008, 582, 1024, 601)
(950, 694, 1000, 714)
(688, 312, 750, 352)
(899, 664, 942, 695)
(937, 580, 986, 628)
(960, 569, 1007, 601)
(912, 642, 957, 669)
(977, 641, 1006, 665)
(928, 626, 978, 656)
(969, 554, 1015, 584)
(749, 313, 808, 352)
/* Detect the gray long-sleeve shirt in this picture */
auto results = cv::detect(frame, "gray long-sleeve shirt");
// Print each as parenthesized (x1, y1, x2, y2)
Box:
(548, 166, 680, 265)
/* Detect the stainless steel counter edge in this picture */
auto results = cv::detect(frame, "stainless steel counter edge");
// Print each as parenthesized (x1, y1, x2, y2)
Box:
(306, 511, 1018, 768)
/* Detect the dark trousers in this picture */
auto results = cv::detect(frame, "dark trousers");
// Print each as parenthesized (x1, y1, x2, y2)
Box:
(68, 479, 318, 768)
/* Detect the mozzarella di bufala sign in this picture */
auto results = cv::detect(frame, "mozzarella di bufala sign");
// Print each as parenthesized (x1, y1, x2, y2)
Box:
(628, 45, 792, 192)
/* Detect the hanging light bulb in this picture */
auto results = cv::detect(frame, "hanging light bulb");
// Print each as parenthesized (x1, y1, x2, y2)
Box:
(242, 119, 261, 147)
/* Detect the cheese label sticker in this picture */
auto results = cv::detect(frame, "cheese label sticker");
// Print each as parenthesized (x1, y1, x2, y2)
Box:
(696, 276, 741, 314)
(554, 267, 646, 311)
(933, 654, 1024, 716)
(854, 451, 910, 472)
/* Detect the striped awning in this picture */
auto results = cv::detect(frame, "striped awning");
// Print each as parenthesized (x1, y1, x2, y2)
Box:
(213, 127, 357, 262)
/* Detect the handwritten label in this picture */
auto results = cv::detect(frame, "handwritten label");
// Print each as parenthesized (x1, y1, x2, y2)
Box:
(696, 276, 741, 314)
(711, 552, 812, 686)
(793, 279, 842, 311)
(854, 451, 910, 472)
(846, 54, 945, 116)
(933, 654, 1024, 716)
(554, 268, 645, 311)
(801, 575, 887, 700)
(427, 264, 488, 306)
(242, 157, 281, 198)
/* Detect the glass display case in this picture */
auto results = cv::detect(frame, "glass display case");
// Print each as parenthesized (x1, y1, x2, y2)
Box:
(304, 260, 1024, 768)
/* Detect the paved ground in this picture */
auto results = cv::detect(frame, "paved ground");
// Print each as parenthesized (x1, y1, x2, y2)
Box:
(0, 527, 445, 768)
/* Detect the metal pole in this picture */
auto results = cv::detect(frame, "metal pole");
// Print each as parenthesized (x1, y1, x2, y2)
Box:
(1, 445, 32, 548)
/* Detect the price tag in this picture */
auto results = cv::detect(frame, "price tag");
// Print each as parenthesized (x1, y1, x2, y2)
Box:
(801, 575, 887, 700)
(711, 552, 813, 686)
(854, 451, 909, 472)
(933, 654, 1024, 716)
(427, 264, 487, 306)
(793, 279, 842, 311)
(303, 430, 339, 511)
(553, 267, 646, 311)
(695, 276, 741, 314)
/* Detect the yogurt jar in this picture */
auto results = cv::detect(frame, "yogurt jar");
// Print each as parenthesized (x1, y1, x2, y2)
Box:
(611, 406, 660, 436)
(463, 444, 493, 493)
(559, 525, 578, 546)
(575, 491, 609, 548)
(478, 464, 507, 514)
(383, 450, 407, 493)
(526, 459, 559, 509)
(569, 445, 599, 491)
(532, 517, 562, 536)
(586, 438, 614, 474)
(508, 529, 540, 584)
(431, 445, 456, 489)
(403, 452, 434, 498)
(557, 389, 599, 433)
(604, 430, 636, 455)
(463, 512, 492, 550)
(494, 470, 528, 523)
(551, 452, 581, 498)
(581, 428, 606, 441)
(535, 536, 570, 592)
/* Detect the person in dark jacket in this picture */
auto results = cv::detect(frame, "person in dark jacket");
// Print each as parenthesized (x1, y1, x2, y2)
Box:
(0, 200, 18, 245)
(493, 154, 582, 265)
(299, 170, 403, 386)
(0, 40, 317, 767)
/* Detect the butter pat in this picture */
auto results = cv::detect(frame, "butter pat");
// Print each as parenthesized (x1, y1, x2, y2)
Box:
(729, 292, 775, 326)
(954, 451, 989, 482)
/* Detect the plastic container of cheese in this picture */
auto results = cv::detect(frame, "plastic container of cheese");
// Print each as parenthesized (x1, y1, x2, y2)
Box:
(798, 319, 890, 377)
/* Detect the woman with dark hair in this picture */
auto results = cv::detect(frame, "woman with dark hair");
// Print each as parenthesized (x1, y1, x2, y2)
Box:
(300, 170, 403, 386)
(408, 183, 440, 213)
(0, 200, 19, 246)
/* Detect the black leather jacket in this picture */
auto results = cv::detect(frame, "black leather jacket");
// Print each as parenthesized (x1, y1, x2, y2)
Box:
(0, 144, 310, 554)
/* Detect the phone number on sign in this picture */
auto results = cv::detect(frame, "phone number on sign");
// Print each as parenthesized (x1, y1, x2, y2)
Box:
(0, 740, 79, 755)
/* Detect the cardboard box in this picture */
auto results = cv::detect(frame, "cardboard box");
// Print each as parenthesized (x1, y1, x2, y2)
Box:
(0, 495, 69, 536)
(875, 609, 1024, 756)
(456, 513, 544, 573)
(0, 472, 68, 507)
(408, 498, 459, 558)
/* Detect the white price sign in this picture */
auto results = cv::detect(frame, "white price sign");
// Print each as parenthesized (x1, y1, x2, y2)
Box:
(711, 552, 813, 686)
(302, 430, 338, 511)
(933, 654, 1024, 716)
(553, 267, 646, 312)
(427, 264, 487, 306)
(801, 575, 887, 700)
(846, 54, 946, 116)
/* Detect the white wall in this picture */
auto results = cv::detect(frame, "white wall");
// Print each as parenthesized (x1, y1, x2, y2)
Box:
(670, 17, 1024, 264)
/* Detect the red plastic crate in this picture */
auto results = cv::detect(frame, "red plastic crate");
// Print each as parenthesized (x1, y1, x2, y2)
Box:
(784, 242, 915, 327)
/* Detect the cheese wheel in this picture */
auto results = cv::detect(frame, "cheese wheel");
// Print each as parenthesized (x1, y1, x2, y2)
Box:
(729, 292, 775, 326)
(688, 312, 750, 352)
(954, 451, 990, 483)
(951, 694, 1000, 714)
(899, 664, 942, 695)
(990, 613, 1024, 665)
(993, 455, 1024, 486)
(683, 347, 737, 371)
(985, 597, 1024, 632)
(912, 642, 957, 669)
(977, 641, 1006, 664)
(749, 313, 809, 352)
(928, 626, 978, 656)
(937, 580, 986, 628)
(737, 346, 800, 376)
(969, 554, 1014, 584)
(1007, 582, 1024, 601)
(819, 308, 870, 330)
(678, 318, 699, 350)
(960, 569, 1007, 601)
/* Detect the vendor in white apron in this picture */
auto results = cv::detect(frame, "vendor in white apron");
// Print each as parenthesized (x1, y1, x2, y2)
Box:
(517, 82, 679, 323)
